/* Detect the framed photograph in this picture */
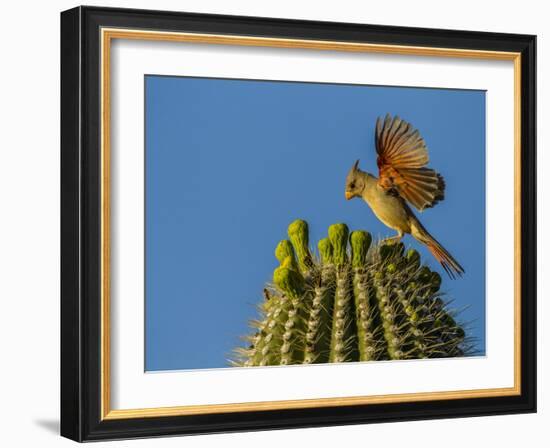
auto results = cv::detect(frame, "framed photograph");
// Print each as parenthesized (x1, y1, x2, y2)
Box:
(60, 6, 536, 442)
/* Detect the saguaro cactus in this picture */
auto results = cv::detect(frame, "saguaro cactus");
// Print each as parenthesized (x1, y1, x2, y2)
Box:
(233, 220, 472, 367)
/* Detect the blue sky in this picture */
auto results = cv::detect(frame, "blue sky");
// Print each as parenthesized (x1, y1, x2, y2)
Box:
(145, 75, 486, 371)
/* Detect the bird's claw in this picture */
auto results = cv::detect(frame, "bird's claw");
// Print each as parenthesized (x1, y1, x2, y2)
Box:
(381, 236, 402, 245)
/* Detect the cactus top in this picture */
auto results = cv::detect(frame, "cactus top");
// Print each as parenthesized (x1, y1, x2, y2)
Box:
(328, 223, 349, 266)
(350, 230, 372, 268)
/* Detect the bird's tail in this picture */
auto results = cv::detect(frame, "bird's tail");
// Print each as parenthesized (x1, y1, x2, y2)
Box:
(410, 217, 464, 279)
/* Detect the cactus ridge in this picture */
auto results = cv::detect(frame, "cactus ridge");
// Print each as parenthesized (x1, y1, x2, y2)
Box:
(232, 220, 474, 367)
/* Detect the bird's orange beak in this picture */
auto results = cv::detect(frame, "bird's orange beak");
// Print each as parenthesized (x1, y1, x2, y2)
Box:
(345, 191, 354, 200)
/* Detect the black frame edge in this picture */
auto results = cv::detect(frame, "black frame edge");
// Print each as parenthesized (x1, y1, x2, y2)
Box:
(60, 5, 537, 442)
(61, 6, 83, 442)
(519, 34, 537, 414)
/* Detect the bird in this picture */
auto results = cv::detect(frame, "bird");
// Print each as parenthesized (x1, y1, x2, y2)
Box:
(344, 114, 464, 278)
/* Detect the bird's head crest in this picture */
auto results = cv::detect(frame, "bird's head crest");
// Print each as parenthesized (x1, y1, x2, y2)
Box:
(345, 160, 364, 200)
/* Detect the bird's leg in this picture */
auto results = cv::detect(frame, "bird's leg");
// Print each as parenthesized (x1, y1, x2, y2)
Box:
(382, 230, 403, 245)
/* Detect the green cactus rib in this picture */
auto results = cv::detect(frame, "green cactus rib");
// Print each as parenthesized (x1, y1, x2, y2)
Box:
(350, 231, 378, 361)
(302, 238, 336, 364)
(245, 292, 285, 366)
(373, 267, 402, 360)
(233, 220, 470, 367)
(304, 267, 334, 363)
(328, 224, 359, 363)
(273, 259, 307, 365)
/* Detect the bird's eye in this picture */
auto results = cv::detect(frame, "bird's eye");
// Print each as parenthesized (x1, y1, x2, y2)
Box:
(349, 182, 355, 189)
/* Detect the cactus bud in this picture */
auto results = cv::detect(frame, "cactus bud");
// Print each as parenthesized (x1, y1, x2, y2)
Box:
(406, 249, 420, 268)
(318, 238, 333, 264)
(430, 272, 442, 292)
(418, 266, 432, 283)
(273, 262, 304, 299)
(328, 223, 349, 266)
(379, 244, 392, 260)
(288, 219, 313, 272)
(275, 240, 297, 267)
(350, 230, 372, 268)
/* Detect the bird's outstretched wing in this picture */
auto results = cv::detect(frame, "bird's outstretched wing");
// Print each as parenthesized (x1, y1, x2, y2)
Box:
(375, 114, 445, 211)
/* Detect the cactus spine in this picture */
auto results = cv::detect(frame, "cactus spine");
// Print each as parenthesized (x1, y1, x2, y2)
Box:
(233, 220, 471, 367)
